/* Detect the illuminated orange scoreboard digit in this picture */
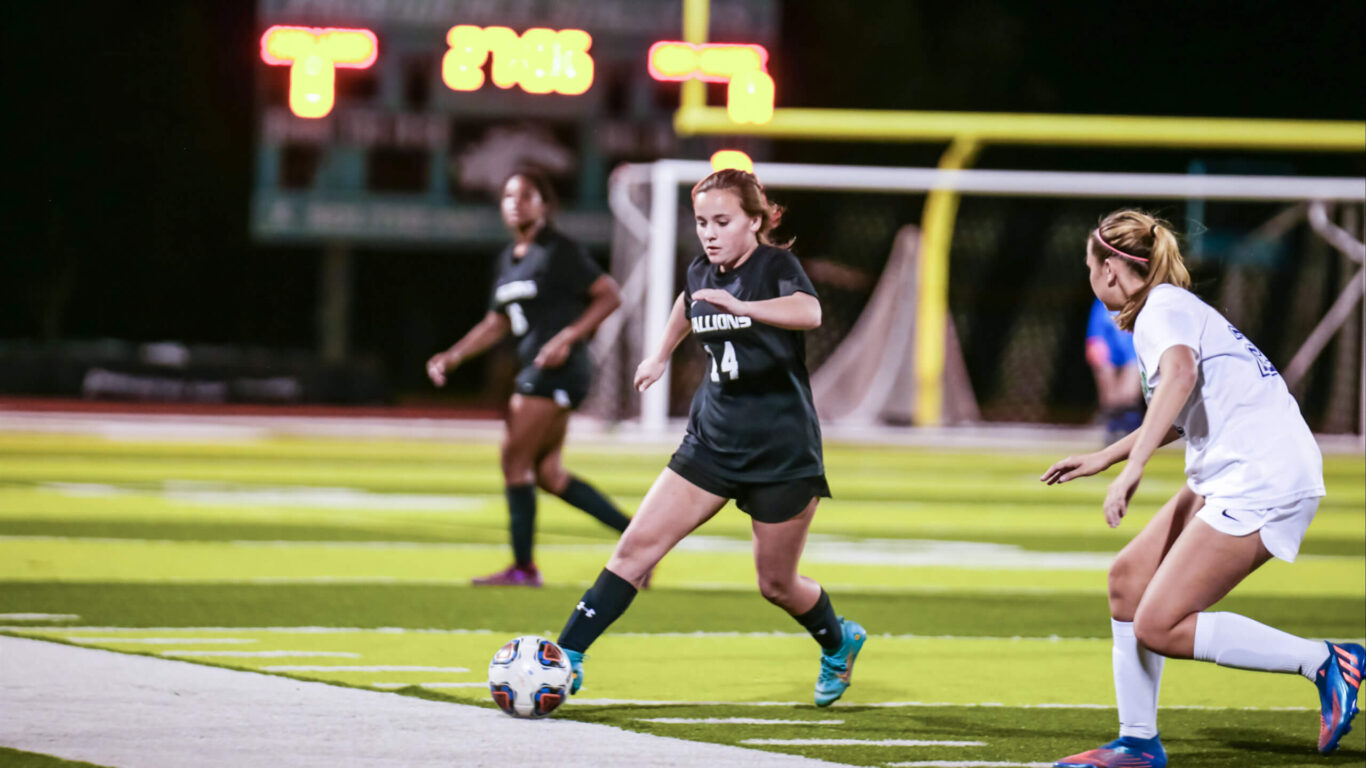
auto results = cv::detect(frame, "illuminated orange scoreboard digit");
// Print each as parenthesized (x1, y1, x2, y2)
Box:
(260, 26, 378, 119)
(443, 25, 594, 95)
(259, 23, 773, 125)
(647, 41, 774, 124)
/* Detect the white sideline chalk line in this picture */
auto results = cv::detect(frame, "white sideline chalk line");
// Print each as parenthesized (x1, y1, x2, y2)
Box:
(0, 635, 858, 768)
(160, 650, 361, 658)
(263, 665, 469, 672)
(743, 739, 985, 747)
(0, 613, 80, 621)
(639, 718, 845, 725)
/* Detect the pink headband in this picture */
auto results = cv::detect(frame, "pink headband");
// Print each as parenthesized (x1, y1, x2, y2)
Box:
(1092, 230, 1149, 263)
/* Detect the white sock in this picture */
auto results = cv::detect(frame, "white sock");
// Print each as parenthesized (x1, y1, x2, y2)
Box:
(1193, 611, 1330, 682)
(1113, 618, 1163, 740)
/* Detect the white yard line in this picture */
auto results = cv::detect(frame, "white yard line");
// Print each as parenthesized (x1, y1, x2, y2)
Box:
(160, 650, 361, 658)
(886, 762, 1054, 767)
(0, 636, 858, 768)
(67, 637, 258, 644)
(262, 665, 469, 672)
(742, 739, 985, 747)
(40, 625, 1117, 643)
(370, 682, 488, 689)
(0, 613, 80, 622)
(639, 718, 845, 725)
(570, 699, 1313, 711)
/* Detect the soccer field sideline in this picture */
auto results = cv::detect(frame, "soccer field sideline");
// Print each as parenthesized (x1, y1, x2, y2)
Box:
(0, 635, 860, 768)
(0, 417, 1360, 766)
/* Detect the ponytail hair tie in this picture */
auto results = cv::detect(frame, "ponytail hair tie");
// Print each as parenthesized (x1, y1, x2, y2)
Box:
(1093, 229, 1150, 264)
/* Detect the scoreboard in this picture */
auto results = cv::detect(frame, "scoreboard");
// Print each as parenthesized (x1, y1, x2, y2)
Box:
(252, 0, 777, 247)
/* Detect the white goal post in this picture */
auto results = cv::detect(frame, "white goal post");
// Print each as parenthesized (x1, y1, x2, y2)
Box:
(601, 160, 1366, 432)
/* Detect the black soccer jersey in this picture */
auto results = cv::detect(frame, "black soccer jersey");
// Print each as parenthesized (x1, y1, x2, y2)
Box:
(673, 245, 825, 482)
(487, 227, 604, 369)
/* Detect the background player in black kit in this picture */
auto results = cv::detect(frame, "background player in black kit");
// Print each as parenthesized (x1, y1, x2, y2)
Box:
(555, 169, 867, 707)
(426, 168, 631, 587)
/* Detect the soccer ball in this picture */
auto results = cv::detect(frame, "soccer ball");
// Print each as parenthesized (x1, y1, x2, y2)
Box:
(487, 635, 572, 718)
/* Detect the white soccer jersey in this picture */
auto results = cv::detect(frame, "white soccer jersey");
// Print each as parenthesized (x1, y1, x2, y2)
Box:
(1132, 284, 1325, 508)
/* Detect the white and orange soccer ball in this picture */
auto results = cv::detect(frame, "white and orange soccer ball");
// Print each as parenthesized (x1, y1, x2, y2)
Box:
(487, 635, 572, 718)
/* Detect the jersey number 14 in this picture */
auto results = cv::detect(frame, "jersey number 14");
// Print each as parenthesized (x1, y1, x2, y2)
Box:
(706, 341, 739, 382)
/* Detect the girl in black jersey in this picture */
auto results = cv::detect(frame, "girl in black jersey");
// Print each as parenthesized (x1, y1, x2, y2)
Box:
(426, 168, 631, 587)
(555, 169, 866, 707)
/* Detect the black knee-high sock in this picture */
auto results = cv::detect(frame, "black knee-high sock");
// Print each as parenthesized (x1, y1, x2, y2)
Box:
(557, 476, 631, 532)
(557, 568, 638, 652)
(506, 484, 536, 567)
(794, 589, 843, 652)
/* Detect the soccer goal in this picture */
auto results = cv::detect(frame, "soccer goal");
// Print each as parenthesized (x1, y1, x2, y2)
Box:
(584, 160, 1365, 435)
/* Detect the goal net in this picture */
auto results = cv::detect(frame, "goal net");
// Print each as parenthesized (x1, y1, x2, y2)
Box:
(585, 160, 1365, 434)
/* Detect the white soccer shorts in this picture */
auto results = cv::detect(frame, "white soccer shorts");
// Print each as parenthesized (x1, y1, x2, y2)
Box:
(1195, 496, 1321, 563)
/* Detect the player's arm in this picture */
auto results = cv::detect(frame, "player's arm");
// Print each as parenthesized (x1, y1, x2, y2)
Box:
(690, 289, 821, 331)
(1109, 341, 1196, 470)
(634, 293, 692, 392)
(426, 311, 511, 387)
(1042, 351, 1186, 488)
(535, 275, 622, 368)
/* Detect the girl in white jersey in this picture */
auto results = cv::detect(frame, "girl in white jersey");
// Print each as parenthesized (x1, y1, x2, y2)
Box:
(1041, 209, 1363, 768)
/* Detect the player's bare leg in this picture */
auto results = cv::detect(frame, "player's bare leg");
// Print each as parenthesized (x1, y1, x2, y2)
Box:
(753, 498, 866, 706)
(1108, 485, 1203, 621)
(751, 499, 821, 613)
(1133, 517, 1274, 659)
(557, 469, 726, 693)
(533, 406, 634, 543)
(606, 469, 726, 587)
(473, 394, 564, 586)
(1054, 486, 1200, 768)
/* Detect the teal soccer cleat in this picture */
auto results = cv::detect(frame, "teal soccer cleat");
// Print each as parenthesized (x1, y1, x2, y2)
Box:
(1053, 735, 1167, 768)
(1316, 641, 1365, 754)
(565, 649, 585, 695)
(814, 617, 866, 707)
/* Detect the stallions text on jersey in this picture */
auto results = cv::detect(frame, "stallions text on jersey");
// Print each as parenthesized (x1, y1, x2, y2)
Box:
(674, 245, 825, 482)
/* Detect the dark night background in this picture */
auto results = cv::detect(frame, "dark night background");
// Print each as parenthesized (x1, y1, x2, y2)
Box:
(3, 1, 1363, 417)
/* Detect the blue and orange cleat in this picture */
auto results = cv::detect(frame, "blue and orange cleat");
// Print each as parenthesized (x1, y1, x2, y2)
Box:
(1316, 641, 1365, 754)
(565, 648, 585, 695)
(1054, 735, 1167, 768)
(814, 617, 865, 707)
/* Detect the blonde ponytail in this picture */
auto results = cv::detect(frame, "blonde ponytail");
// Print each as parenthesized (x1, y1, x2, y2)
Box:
(1094, 210, 1190, 331)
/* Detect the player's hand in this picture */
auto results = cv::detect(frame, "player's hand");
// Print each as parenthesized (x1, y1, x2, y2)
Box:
(1040, 452, 1107, 485)
(534, 331, 575, 369)
(426, 352, 456, 387)
(691, 288, 747, 316)
(633, 357, 667, 392)
(1103, 465, 1142, 528)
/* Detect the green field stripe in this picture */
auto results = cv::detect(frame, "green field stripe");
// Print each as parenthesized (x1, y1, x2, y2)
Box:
(2, 461, 1359, 510)
(15, 430, 1360, 479)
(3, 583, 1361, 640)
(2, 486, 1360, 556)
(8, 626, 1344, 712)
(4, 518, 1360, 557)
(4, 536, 1362, 598)
(566, 702, 1364, 768)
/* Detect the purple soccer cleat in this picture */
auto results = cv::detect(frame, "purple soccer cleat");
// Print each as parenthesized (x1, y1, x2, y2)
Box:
(472, 563, 543, 587)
